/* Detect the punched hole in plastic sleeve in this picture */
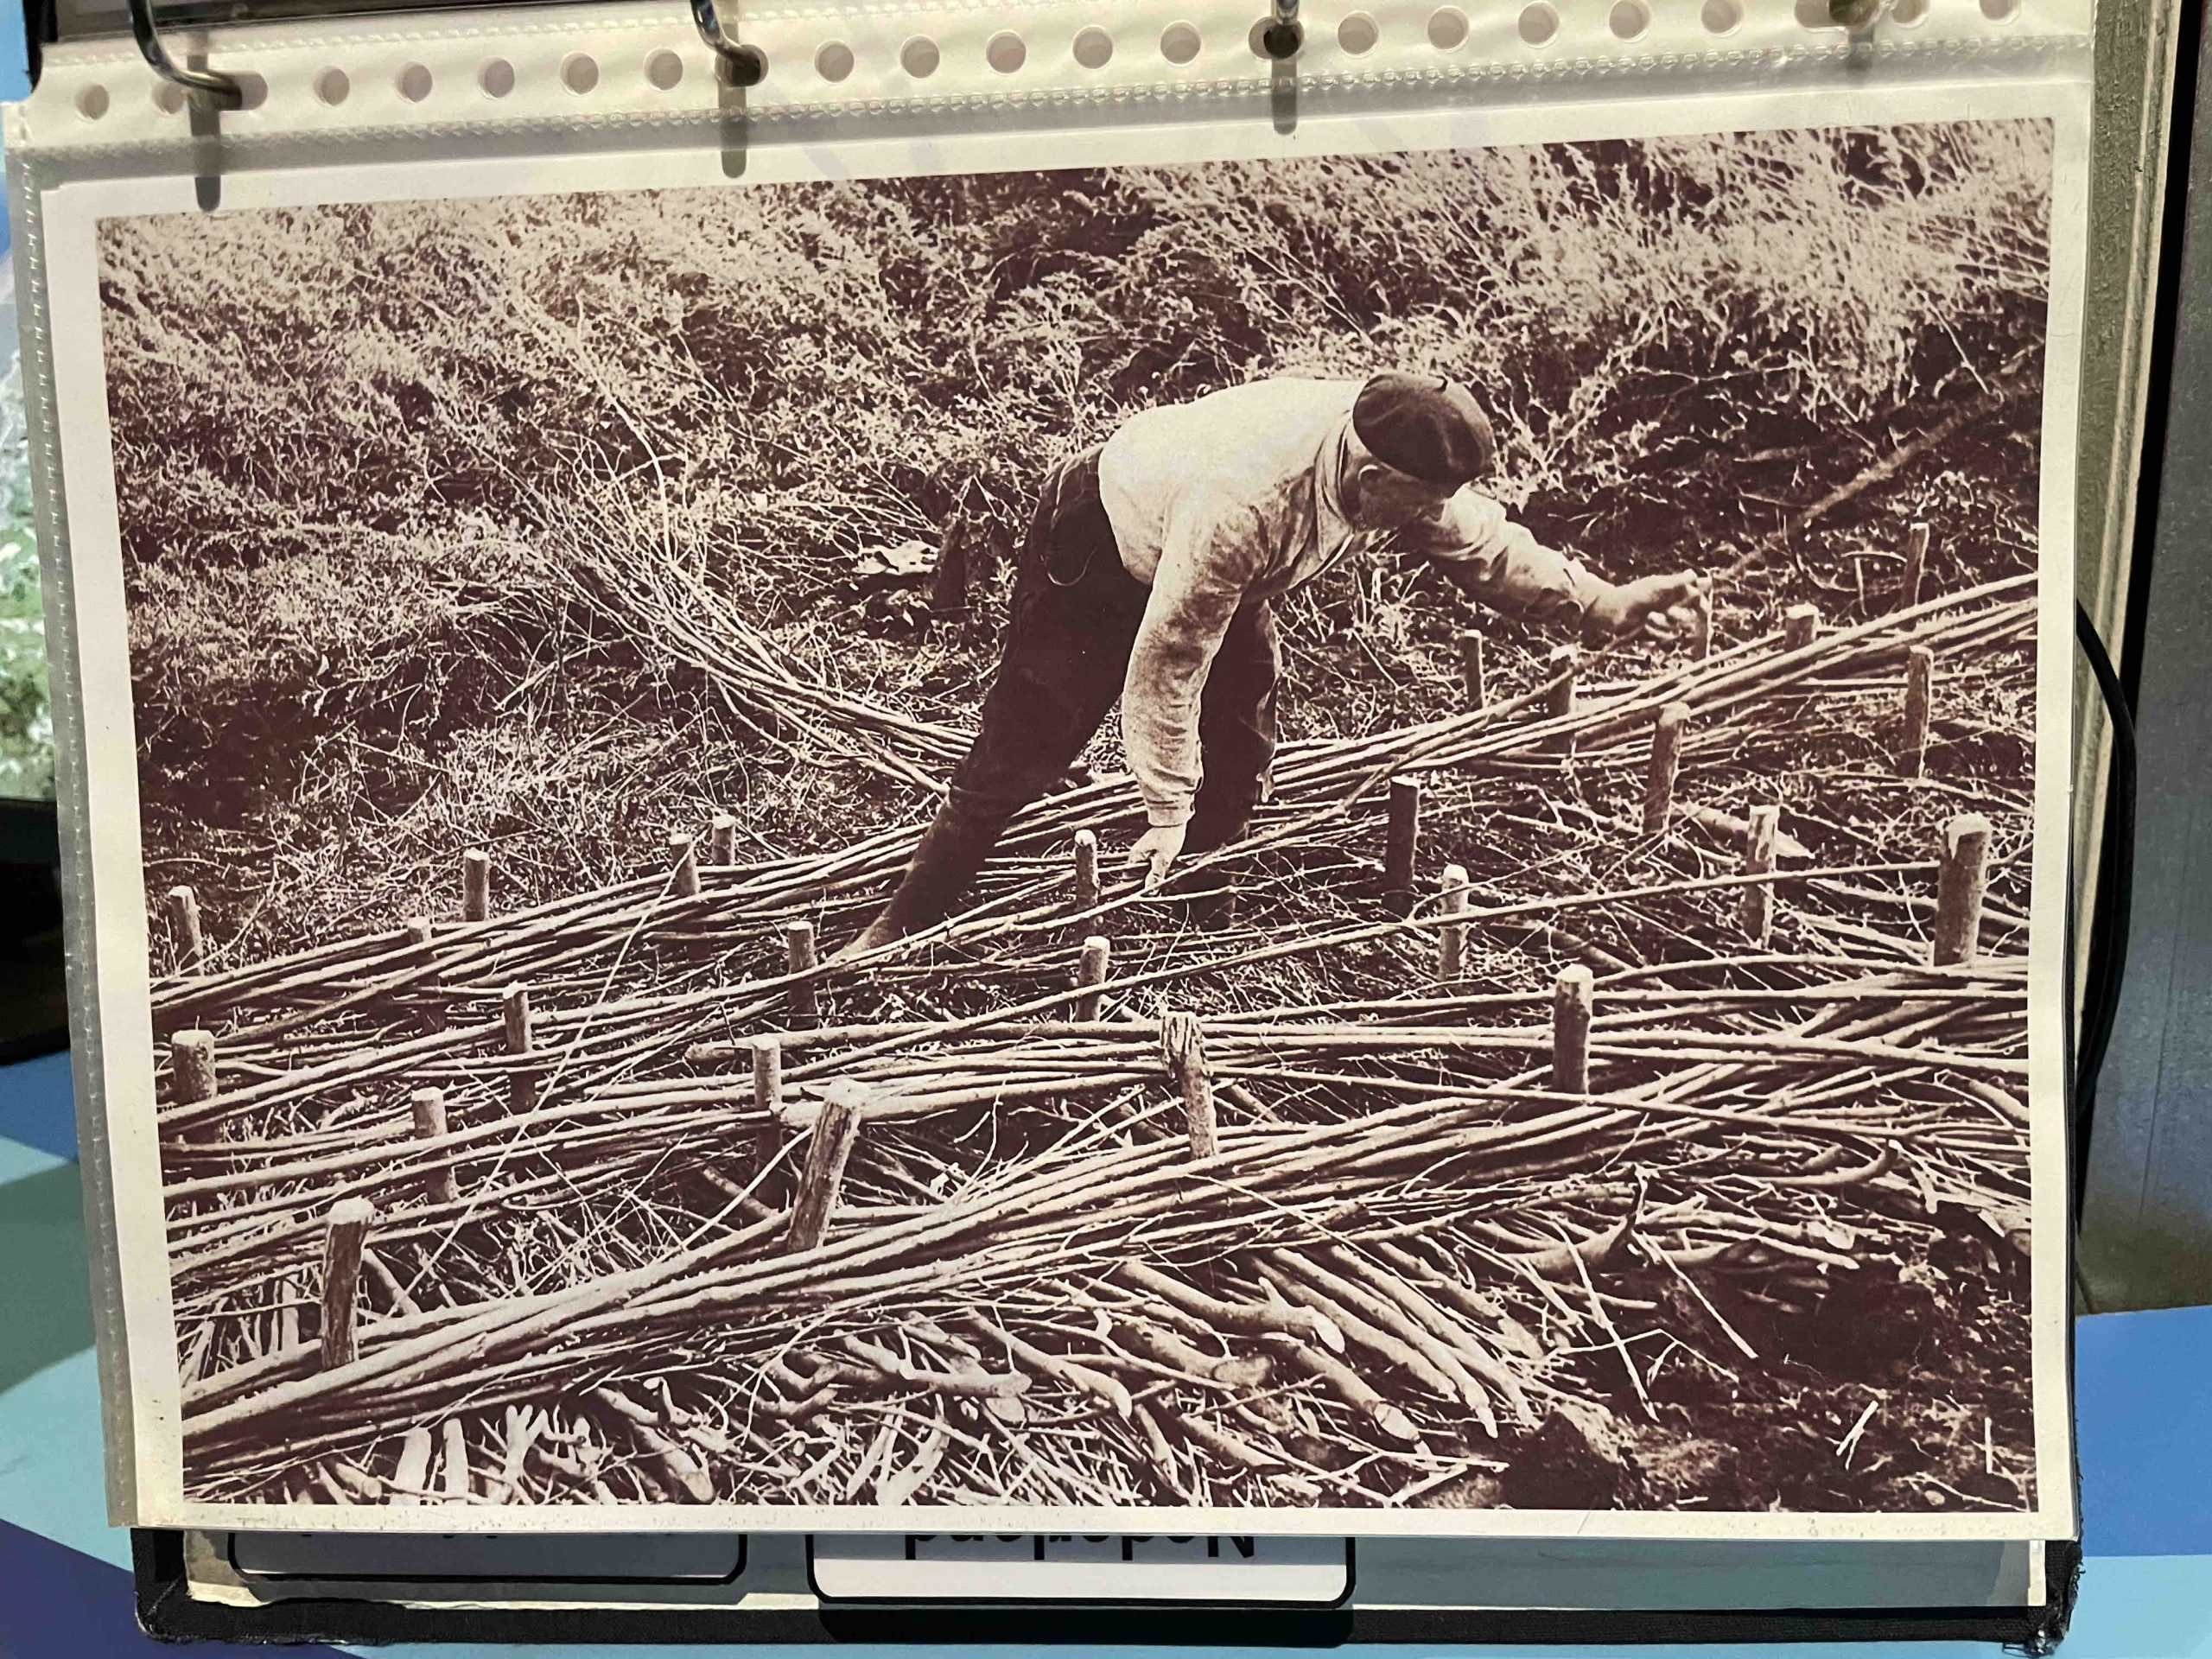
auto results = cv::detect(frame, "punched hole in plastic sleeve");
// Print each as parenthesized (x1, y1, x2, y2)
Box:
(5, 0, 2095, 152)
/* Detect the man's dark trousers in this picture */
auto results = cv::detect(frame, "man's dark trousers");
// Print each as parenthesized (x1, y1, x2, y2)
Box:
(868, 448, 1280, 938)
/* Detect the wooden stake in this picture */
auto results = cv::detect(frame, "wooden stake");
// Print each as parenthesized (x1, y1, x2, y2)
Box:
(1552, 966, 1593, 1095)
(440, 1419, 471, 1499)
(391, 1427, 435, 1504)
(1074, 935, 1111, 1021)
(930, 527, 968, 616)
(1543, 645, 1579, 754)
(1436, 864, 1470, 986)
(410, 1088, 460, 1205)
(501, 984, 537, 1115)
(461, 849, 492, 922)
(1642, 703, 1689, 836)
(1783, 603, 1820, 650)
(171, 1029, 217, 1106)
(1688, 581, 1713, 658)
(1899, 644, 1934, 778)
(785, 1080, 865, 1253)
(1933, 812, 1993, 967)
(751, 1035, 783, 1116)
(709, 813, 739, 866)
(1739, 804, 1781, 946)
(669, 832, 700, 899)
(404, 917, 443, 1033)
(785, 920, 820, 1027)
(165, 886, 204, 973)
(1383, 774, 1421, 912)
(1160, 1011, 1217, 1160)
(166, 1031, 219, 1144)
(318, 1197, 374, 1371)
(1454, 629, 1486, 708)
(1072, 830, 1101, 909)
(1900, 521, 1930, 612)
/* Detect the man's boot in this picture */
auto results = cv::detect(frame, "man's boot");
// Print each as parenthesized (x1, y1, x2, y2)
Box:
(840, 809, 1005, 957)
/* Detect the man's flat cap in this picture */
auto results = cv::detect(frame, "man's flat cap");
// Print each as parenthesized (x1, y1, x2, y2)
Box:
(1351, 371, 1497, 489)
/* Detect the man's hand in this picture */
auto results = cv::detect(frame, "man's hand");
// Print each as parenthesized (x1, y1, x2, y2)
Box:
(1128, 823, 1188, 890)
(1585, 572, 1705, 644)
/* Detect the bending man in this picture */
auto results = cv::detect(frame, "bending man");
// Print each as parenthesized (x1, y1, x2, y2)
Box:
(849, 371, 1696, 952)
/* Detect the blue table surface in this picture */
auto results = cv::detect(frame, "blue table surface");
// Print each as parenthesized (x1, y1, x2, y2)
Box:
(3, 1050, 2208, 1658)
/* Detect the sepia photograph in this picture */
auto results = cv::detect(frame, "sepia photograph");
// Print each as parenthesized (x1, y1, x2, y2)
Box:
(82, 113, 2062, 1518)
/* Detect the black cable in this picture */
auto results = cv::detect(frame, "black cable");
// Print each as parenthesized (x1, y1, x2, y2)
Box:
(2071, 601, 2136, 1226)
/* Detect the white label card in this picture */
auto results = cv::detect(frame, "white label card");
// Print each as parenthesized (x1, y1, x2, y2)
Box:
(810, 1535, 1351, 1603)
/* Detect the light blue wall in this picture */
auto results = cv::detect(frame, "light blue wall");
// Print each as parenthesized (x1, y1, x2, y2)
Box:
(1, 1, 30, 257)
(1, 3, 29, 100)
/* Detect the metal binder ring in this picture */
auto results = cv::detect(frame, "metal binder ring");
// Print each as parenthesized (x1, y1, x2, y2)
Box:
(691, 0, 766, 87)
(1261, 0, 1303, 59)
(127, 0, 244, 109)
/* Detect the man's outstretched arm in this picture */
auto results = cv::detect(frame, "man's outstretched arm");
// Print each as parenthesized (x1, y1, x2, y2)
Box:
(1413, 492, 1700, 642)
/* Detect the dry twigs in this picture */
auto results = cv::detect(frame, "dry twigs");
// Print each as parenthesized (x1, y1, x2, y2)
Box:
(154, 580, 2039, 1510)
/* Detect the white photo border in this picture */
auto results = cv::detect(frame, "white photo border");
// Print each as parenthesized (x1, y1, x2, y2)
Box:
(39, 73, 2086, 1538)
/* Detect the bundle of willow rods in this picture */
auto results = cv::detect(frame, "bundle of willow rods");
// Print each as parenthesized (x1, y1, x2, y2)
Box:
(152, 575, 2041, 1509)
(151, 575, 2031, 1034)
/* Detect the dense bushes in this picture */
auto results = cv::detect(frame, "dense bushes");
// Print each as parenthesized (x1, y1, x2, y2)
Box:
(97, 120, 2053, 957)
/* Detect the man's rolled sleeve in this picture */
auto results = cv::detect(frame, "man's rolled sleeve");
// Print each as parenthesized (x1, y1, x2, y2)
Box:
(1122, 497, 1263, 827)
(1411, 491, 1602, 622)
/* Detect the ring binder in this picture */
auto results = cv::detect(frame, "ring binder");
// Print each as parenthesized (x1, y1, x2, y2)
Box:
(124, 0, 241, 108)
(1262, 0, 1300, 133)
(690, 0, 764, 86)
(126, 0, 238, 209)
(688, 0, 758, 175)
